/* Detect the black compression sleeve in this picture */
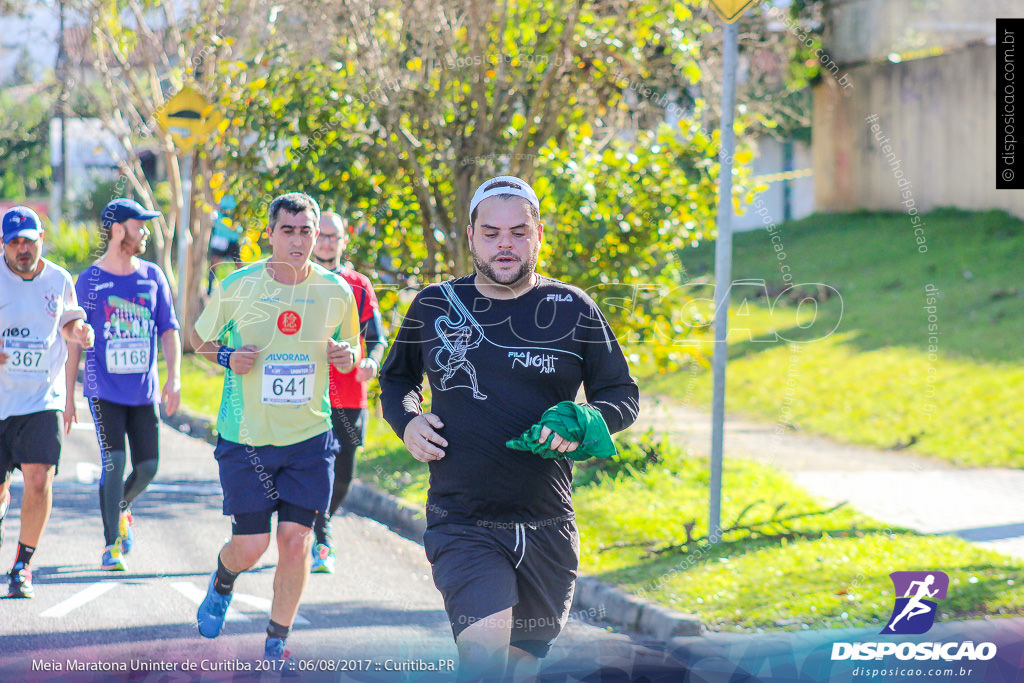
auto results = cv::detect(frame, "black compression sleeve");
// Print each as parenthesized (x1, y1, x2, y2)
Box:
(360, 308, 387, 363)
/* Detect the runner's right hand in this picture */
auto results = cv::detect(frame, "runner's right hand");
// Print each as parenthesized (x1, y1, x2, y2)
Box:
(403, 413, 448, 462)
(229, 344, 260, 375)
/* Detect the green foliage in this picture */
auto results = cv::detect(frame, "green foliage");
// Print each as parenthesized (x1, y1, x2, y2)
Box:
(210, 0, 760, 340)
(537, 116, 759, 343)
(44, 221, 103, 273)
(719, 1, 823, 138)
(0, 87, 53, 198)
(74, 177, 126, 225)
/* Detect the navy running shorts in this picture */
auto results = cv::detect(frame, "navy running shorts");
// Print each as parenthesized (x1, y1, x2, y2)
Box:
(422, 517, 579, 659)
(213, 429, 338, 517)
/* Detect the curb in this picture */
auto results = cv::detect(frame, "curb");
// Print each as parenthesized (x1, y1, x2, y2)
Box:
(159, 407, 704, 642)
(342, 479, 426, 544)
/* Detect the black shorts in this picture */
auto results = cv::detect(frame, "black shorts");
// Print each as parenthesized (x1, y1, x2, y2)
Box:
(330, 407, 367, 450)
(230, 501, 319, 535)
(87, 398, 159, 464)
(422, 518, 579, 659)
(0, 410, 63, 476)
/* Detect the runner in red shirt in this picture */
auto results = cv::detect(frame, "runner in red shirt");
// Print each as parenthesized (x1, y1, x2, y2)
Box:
(309, 211, 387, 573)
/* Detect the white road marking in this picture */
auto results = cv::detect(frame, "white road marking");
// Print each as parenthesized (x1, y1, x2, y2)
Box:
(147, 483, 222, 495)
(41, 581, 119, 618)
(76, 462, 101, 484)
(34, 579, 305, 624)
(170, 581, 250, 622)
(9, 480, 221, 495)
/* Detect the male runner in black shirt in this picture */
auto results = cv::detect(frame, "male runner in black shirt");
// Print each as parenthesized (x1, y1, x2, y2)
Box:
(380, 176, 639, 681)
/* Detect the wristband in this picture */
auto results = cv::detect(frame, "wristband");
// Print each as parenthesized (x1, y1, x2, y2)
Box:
(217, 346, 235, 369)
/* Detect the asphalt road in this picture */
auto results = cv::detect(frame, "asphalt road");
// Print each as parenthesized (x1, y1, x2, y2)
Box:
(0, 398, 686, 682)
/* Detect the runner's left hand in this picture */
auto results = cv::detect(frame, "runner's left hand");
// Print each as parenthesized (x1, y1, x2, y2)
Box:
(538, 426, 579, 454)
(327, 339, 357, 373)
(72, 322, 95, 349)
(162, 379, 180, 415)
(63, 395, 77, 434)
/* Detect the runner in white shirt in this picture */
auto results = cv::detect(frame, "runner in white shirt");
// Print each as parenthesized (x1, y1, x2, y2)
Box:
(0, 207, 95, 599)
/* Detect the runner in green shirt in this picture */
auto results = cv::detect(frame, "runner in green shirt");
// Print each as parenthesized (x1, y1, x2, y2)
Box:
(190, 192, 360, 661)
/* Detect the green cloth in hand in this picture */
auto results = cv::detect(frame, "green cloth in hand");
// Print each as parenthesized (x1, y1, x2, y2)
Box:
(506, 401, 616, 461)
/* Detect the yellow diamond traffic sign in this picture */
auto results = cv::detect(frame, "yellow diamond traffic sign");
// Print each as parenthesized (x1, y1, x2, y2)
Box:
(154, 86, 222, 152)
(709, 0, 758, 23)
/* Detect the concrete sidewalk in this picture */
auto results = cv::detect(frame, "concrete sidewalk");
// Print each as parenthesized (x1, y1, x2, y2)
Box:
(636, 395, 1024, 559)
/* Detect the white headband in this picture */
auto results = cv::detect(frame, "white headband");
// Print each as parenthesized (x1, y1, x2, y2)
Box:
(469, 176, 540, 216)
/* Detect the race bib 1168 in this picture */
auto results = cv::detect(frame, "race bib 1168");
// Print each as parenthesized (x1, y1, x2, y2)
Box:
(106, 338, 150, 374)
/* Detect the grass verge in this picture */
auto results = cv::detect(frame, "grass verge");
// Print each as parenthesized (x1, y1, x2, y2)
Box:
(360, 428, 1024, 632)
(159, 352, 224, 420)
(634, 209, 1024, 467)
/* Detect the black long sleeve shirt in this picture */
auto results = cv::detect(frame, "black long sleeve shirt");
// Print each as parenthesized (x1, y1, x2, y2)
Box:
(379, 274, 640, 528)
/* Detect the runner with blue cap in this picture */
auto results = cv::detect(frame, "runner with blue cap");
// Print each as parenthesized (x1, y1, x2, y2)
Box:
(65, 198, 181, 572)
(0, 206, 94, 598)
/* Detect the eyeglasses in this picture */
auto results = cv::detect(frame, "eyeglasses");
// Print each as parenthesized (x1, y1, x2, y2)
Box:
(122, 222, 150, 235)
(317, 233, 341, 242)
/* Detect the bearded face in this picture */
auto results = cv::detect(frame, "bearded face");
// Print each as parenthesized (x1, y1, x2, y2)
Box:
(118, 219, 150, 257)
(468, 197, 542, 291)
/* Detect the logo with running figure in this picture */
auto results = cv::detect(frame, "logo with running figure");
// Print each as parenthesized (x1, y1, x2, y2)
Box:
(881, 571, 949, 635)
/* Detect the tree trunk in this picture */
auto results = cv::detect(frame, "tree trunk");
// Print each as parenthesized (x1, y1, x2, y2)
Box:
(180, 150, 208, 353)
(451, 169, 473, 275)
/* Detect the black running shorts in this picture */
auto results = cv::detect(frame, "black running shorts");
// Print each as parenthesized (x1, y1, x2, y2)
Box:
(0, 410, 63, 476)
(422, 518, 579, 659)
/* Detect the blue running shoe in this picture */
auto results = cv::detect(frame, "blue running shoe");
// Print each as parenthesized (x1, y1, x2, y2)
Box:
(264, 637, 288, 661)
(197, 571, 232, 638)
(310, 543, 335, 574)
(7, 562, 34, 598)
(118, 509, 133, 554)
(101, 544, 127, 571)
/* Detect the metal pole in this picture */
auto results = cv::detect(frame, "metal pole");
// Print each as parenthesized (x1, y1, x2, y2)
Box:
(709, 21, 739, 542)
(176, 153, 193, 318)
(57, 0, 68, 221)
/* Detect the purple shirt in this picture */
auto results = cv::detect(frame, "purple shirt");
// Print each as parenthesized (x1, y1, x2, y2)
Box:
(76, 260, 179, 405)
